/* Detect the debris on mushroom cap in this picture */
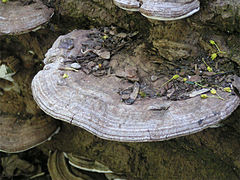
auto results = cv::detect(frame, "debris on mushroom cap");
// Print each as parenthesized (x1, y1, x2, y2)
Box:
(31, 30, 240, 142)
(43, 29, 101, 65)
(0, 64, 15, 82)
(0, 0, 54, 35)
(1, 56, 21, 74)
(113, 0, 140, 11)
(64, 153, 113, 173)
(113, 0, 200, 21)
(233, 75, 240, 93)
(0, 57, 22, 93)
(0, 115, 60, 153)
(48, 150, 95, 180)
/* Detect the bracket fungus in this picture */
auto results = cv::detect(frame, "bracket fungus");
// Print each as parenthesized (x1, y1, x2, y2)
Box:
(48, 151, 124, 180)
(0, 115, 60, 153)
(113, 0, 140, 11)
(0, 0, 54, 35)
(64, 153, 113, 174)
(113, 0, 200, 21)
(48, 151, 96, 180)
(32, 30, 240, 142)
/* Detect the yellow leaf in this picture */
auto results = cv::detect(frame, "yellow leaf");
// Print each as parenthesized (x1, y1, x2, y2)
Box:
(210, 89, 216, 95)
(161, 74, 180, 88)
(211, 53, 217, 60)
(207, 66, 213, 72)
(103, 35, 108, 39)
(172, 74, 180, 80)
(201, 94, 208, 99)
(139, 91, 146, 98)
(62, 73, 69, 79)
(209, 40, 215, 45)
(223, 87, 231, 93)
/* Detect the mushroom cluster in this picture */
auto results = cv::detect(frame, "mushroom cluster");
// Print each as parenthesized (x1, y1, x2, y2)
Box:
(113, 0, 200, 21)
(0, 57, 60, 153)
(31, 29, 240, 142)
(0, 0, 59, 154)
(0, 0, 53, 35)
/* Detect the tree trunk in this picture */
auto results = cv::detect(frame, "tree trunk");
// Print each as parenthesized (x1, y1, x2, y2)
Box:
(0, 0, 240, 179)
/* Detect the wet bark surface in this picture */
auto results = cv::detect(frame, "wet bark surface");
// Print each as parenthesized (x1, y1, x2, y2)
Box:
(0, 0, 240, 179)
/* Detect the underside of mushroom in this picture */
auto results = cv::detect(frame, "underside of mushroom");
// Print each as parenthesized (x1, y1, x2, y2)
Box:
(31, 29, 240, 142)
(113, 0, 200, 20)
(0, 0, 54, 35)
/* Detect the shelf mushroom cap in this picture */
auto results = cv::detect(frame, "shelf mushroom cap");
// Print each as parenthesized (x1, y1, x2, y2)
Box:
(0, 0, 54, 35)
(113, 0, 140, 11)
(64, 153, 113, 173)
(31, 30, 240, 142)
(140, 0, 200, 21)
(0, 115, 60, 153)
(113, 0, 200, 21)
(48, 151, 95, 180)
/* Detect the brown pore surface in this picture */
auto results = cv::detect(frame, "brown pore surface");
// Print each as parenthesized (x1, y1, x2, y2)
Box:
(0, 0, 54, 35)
(31, 30, 239, 142)
(0, 115, 59, 153)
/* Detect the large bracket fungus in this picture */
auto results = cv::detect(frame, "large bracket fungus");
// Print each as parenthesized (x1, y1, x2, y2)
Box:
(0, 115, 60, 153)
(32, 30, 240, 142)
(0, 0, 54, 35)
(113, 0, 200, 21)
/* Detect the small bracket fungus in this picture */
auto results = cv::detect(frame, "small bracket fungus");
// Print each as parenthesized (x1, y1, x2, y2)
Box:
(48, 151, 96, 180)
(0, 115, 60, 153)
(113, 0, 140, 11)
(64, 153, 113, 173)
(113, 0, 200, 21)
(0, 0, 54, 35)
(32, 30, 240, 142)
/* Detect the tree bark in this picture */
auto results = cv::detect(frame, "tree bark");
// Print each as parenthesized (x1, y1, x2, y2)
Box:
(0, 0, 240, 179)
